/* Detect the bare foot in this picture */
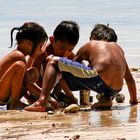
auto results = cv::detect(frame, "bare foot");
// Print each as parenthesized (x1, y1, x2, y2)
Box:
(24, 101, 48, 112)
(91, 96, 112, 110)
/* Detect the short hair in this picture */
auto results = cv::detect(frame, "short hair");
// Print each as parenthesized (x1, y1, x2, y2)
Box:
(10, 22, 48, 53)
(90, 24, 117, 42)
(53, 20, 79, 45)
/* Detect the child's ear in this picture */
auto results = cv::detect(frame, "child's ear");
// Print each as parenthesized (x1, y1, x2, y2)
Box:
(49, 36, 54, 43)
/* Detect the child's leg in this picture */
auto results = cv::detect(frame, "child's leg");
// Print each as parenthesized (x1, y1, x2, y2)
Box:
(24, 58, 59, 112)
(27, 67, 39, 83)
(23, 67, 39, 104)
(0, 61, 26, 109)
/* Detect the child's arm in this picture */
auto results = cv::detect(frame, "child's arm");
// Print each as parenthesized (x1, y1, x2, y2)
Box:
(23, 70, 41, 96)
(60, 79, 78, 104)
(124, 63, 138, 104)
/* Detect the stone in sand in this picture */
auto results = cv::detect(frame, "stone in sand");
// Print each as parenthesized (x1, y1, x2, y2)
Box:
(115, 93, 125, 103)
(63, 104, 80, 113)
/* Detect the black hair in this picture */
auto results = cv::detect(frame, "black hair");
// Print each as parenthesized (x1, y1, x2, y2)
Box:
(90, 24, 117, 42)
(53, 20, 79, 45)
(10, 22, 48, 54)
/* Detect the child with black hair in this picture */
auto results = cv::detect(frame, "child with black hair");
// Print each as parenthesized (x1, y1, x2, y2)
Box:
(25, 20, 80, 111)
(0, 22, 48, 110)
(90, 23, 117, 42)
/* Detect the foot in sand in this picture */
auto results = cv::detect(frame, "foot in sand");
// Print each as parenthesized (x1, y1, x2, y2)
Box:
(24, 101, 48, 112)
(91, 96, 112, 110)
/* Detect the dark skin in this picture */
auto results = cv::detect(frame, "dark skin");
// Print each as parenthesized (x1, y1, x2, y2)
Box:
(0, 39, 45, 110)
(74, 41, 137, 108)
(25, 38, 77, 111)
(33, 39, 77, 102)
(74, 41, 125, 90)
(24, 40, 138, 111)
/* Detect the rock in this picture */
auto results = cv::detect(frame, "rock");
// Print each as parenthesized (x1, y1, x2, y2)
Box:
(71, 134, 80, 140)
(115, 93, 125, 103)
(130, 67, 139, 72)
(96, 93, 101, 101)
(96, 93, 104, 101)
(47, 110, 54, 115)
(63, 104, 80, 113)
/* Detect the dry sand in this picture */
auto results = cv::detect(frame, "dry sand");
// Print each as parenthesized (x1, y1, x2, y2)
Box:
(0, 70, 140, 140)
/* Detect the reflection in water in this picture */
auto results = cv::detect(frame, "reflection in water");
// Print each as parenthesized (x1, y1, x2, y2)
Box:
(77, 104, 140, 129)
(128, 105, 137, 123)
(98, 111, 120, 127)
(0, 105, 140, 139)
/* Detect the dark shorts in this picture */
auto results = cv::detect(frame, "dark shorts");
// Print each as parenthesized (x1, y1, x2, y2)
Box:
(58, 57, 120, 98)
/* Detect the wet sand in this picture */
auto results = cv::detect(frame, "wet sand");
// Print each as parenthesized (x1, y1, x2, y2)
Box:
(0, 70, 140, 140)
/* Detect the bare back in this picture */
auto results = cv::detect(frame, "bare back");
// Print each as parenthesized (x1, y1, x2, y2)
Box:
(74, 41, 126, 90)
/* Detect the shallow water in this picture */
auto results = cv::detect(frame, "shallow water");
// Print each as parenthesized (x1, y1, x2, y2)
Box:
(0, 102, 140, 140)
(0, 0, 140, 67)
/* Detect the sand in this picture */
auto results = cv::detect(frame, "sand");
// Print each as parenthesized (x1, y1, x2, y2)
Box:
(0, 69, 140, 140)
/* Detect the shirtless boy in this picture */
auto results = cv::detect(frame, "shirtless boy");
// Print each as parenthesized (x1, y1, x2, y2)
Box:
(25, 24, 138, 112)
(26, 20, 80, 108)
(0, 22, 48, 109)
(80, 23, 118, 105)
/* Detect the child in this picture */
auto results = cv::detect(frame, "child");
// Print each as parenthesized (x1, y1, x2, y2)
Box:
(89, 23, 117, 42)
(25, 23, 138, 112)
(80, 23, 118, 105)
(26, 20, 80, 108)
(0, 22, 48, 110)
(88, 23, 118, 104)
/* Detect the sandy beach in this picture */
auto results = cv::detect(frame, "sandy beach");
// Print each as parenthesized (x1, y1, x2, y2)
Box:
(0, 69, 140, 140)
(0, 1, 140, 139)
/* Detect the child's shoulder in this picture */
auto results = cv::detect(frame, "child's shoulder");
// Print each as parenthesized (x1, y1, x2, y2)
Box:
(67, 52, 75, 59)
(10, 50, 25, 57)
(7, 50, 25, 61)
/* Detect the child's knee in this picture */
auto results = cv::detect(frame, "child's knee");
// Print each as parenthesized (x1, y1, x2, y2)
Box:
(14, 61, 26, 70)
(28, 67, 39, 82)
